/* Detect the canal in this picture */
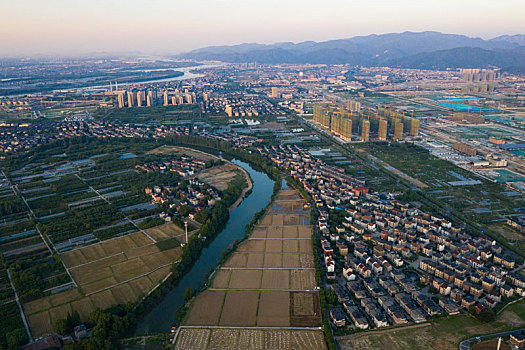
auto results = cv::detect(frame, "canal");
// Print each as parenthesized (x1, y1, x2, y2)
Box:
(133, 159, 274, 335)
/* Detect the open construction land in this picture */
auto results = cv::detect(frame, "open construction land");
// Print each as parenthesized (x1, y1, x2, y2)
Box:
(148, 145, 251, 192)
(175, 189, 326, 349)
(23, 225, 191, 338)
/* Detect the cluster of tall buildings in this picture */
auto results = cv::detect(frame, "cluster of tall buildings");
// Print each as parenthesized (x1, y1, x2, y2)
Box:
(460, 69, 499, 83)
(459, 69, 499, 94)
(117, 89, 204, 108)
(313, 102, 419, 142)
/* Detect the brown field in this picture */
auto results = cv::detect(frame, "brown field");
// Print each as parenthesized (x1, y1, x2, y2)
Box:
(263, 253, 282, 268)
(148, 265, 171, 285)
(291, 270, 316, 290)
(283, 239, 299, 253)
(246, 253, 265, 268)
(181, 189, 320, 333)
(89, 289, 117, 310)
(267, 225, 283, 238)
(27, 312, 53, 338)
(299, 239, 313, 253)
(293, 292, 315, 316)
(283, 253, 300, 268)
(261, 270, 290, 289)
(49, 288, 82, 307)
(488, 223, 525, 242)
(128, 276, 154, 296)
(207, 329, 243, 349)
(60, 249, 87, 266)
(197, 163, 242, 191)
(49, 303, 72, 327)
(300, 253, 314, 267)
(111, 283, 138, 304)
(291, 292, 322, 327)
(472, 339, 511, 350)
(298, 225, 313, 238)
(148, 145, 216, 161)
(257, 291, 290, 326)
(128, 231, 154, 246)
(25, 232, 181, 337)
(284, 214, 299, 225)
(251, 227, 267, 238)
(69, 298, 94, 320)
(211, 269, 231, 289)
(219, 290, 259, 326)
(260, 215, 272, 225)
(112, 258, 151, 281)
(228, 269, 262, 289)
(24, 298, 51, 315)
(82, 276, 118, 294)
(283, 226, 298, 238)
(265, 239, 282, 253)
(237, 239, 265, 253)
(184, 290, 225, 326)
(223, 252, 248, 267)
(271, 214, 285, 226)
(174, 328, 211, 350)
(72, 266, 114, 285)
(140, 250, 175, 270)
(177, 328, 326, 350)
(145, 222, 184, 240)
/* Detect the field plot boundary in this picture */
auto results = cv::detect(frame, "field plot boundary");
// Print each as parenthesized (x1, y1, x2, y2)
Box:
(182, 189, 322, 333)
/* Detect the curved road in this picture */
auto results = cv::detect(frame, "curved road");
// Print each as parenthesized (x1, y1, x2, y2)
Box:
(459, 328, 525, 350)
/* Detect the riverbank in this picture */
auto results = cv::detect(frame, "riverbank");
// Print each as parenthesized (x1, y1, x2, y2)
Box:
(133, 158, 274, 335)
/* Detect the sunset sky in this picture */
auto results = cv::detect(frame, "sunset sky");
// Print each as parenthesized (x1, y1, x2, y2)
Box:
(1, 0, 524, 56)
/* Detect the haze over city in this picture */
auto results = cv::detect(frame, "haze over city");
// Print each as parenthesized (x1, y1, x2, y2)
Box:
(2, 1, 525, 349)
(1, 0, 525, 55)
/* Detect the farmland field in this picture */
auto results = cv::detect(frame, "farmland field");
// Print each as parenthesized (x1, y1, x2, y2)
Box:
(175, 328, 327, 349)
(23, 231, 183, 337)
(179, 189, 324, 348)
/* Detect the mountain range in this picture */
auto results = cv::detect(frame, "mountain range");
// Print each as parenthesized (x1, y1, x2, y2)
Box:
(177, 32, 525, 71)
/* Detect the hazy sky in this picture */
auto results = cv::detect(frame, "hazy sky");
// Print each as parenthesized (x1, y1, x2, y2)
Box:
(1, 0, 524, 56)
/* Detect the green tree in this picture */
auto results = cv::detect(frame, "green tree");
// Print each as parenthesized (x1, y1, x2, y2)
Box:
(184, 288, 193, 302)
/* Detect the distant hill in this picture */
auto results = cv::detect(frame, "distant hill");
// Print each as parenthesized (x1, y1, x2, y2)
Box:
(178, 31, 525, 72)
(491, 34, 525, 46)
(384, 47, 525, 70)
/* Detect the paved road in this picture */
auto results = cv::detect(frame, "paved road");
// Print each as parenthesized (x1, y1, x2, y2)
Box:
(459, 328, 525, 350)
(7, 269, 33, 343)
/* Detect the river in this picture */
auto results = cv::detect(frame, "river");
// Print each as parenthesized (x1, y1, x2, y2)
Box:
(133, 159, 274, 335)
(79, 63, 221, 91)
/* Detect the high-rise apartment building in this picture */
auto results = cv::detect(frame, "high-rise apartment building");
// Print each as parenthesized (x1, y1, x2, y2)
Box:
(361, 119, 370, 142)
(346, 100, 361, 113)
(137, 91, 143, 107)
(394, 121, 404, 141)
(271, 87, 279, 98)
(410, 118, 420, 136)
(117, 93, 125, 108)
(127, 91, 134, 108)
(163, 91, 169, 106)
(378, 119, 388, 140)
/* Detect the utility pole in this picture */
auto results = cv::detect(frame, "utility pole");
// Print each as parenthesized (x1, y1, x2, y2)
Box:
(184, 221, 188, 245)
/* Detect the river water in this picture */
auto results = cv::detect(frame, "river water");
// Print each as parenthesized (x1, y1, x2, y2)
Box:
(133, 159, 274, 335)
(79, 63, 221, 91)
